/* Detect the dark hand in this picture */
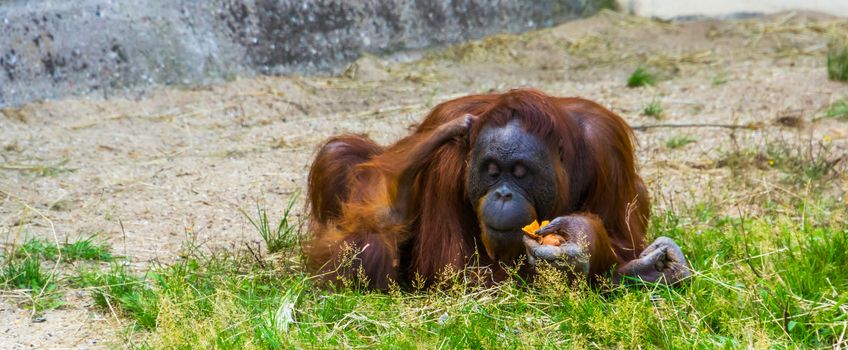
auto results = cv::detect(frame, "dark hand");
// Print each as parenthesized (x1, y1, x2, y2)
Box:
(436, 114, 476, 140)
(522, 216, 591, 277)
(616, 236, 690, 285)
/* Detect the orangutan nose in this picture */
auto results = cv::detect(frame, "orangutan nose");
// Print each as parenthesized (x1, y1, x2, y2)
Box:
(494, 186, 513, 201)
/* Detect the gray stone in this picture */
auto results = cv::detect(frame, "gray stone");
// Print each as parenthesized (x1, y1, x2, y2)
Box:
(0, 0, 611, 107)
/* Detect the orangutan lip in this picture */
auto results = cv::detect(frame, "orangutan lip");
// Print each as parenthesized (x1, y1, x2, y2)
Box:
(485, 224, 514, 232)
(484, 215, 527, 232)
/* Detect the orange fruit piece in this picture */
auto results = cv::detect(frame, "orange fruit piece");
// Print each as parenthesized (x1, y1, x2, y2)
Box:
(522, 220, 550, 239)
(540, 234, 565, 246)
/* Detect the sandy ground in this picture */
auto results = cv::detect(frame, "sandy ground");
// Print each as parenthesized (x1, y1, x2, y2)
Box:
(1, 10, 847, 349)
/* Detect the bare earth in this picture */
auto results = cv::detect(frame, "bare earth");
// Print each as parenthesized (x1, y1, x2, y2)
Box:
(1, 11, 847, 349)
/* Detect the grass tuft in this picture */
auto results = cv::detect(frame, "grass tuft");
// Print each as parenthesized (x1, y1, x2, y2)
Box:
(1, 236, 112, 312)
(241, 194, 303, 254)
(711, 73, 729, 86)
(827, 37, 848, 82)
(61, 238, 113, 261)
(642, 99, 664, 118)
(665, 135, 696, 149)
(1, 254, 64, 311)
(2, 255, 52, 291)
(14, 236, 112, 262)
(824, 99, 848, 119)
(627, 67, 656, 87)
(719, 138, 843, 190)
(2, 160, 77, 177)
(14, 239, 60, 260)
(74, 264, 159, 329)
(765, 140, 841, 185)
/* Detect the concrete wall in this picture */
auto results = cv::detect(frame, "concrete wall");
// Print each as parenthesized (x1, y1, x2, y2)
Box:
(0, 0, 611, 107)
(618, 0, 848, 20)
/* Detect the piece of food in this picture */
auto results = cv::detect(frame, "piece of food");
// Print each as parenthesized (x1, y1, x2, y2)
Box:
(540, 234, 566, 246)
(523, 220, 566, 246)
(522, 220, 550, 239)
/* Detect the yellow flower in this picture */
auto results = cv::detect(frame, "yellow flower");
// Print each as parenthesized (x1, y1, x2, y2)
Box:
(768, 159, 775, 166)
(824, 135, 831, 142)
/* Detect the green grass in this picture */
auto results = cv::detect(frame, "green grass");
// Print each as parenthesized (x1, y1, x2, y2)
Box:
(14, 236, 113, 262)
(824, 99, 848, 120)
(711, 73, 729, 86)
(12, 239, 60, 260)
(2, 255, 52, 291)
(61, 237, 113, 261)
(241, 194, 303, 254)
(627, 67, 657, 87)
(827, 38, 848, 82)
(1, 159, 76, 177)
(3, 206, 846, 348)
(1, 250, 64, 311)
(1, 236, 113, 313)
(642, 99, 664, 118)
(3, 186, 847, 348)
(665, 135, 696, 149)
(74, 264, 159, 329)
(65, 203, 844, 349)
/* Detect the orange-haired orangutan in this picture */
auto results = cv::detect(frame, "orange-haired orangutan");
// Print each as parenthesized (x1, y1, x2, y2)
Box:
(306, 89, 690, 290)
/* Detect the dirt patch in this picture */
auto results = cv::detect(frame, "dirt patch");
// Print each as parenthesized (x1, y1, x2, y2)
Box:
(1, 10, 847, 348)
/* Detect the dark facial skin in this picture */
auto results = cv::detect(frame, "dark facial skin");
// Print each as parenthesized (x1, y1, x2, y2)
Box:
(466, 119, 558, 261)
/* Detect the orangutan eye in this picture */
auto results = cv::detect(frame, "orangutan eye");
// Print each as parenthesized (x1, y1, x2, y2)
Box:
(513, 164, 527, 179)
(487, 162, 500, 178)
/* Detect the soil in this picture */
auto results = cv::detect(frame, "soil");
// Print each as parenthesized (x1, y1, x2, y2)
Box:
(1, 10, 847, 349)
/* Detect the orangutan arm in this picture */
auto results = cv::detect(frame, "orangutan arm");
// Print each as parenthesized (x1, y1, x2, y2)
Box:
(392, 114, 475, 220)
